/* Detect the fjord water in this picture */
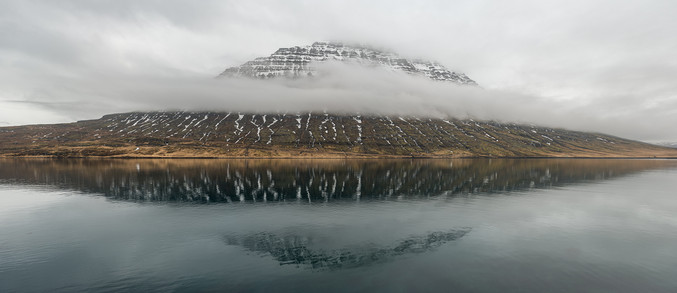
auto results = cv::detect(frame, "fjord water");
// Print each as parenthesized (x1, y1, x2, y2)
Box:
(1, 159, 677, 292)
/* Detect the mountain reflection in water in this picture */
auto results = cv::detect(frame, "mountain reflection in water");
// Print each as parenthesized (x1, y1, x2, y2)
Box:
(1, 158, 675, 202)
(226, 228, 471, 270)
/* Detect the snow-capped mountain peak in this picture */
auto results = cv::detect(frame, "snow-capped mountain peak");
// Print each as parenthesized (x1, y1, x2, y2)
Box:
(219, 42, 477, 85)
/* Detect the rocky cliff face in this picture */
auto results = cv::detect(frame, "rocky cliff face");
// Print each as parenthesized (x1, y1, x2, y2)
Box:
(219, 42, 477, 85)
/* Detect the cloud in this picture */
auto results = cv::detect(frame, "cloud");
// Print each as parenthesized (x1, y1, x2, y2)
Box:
(2, 61, 667, 141)
(1, 0, 676, 142)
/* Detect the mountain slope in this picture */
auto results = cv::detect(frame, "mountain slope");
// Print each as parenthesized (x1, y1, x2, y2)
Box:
(1, 111, 675, 158)
(219, 42, 477, 85)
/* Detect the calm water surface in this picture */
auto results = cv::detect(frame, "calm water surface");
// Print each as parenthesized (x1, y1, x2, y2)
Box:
(1, 158, 677, 292)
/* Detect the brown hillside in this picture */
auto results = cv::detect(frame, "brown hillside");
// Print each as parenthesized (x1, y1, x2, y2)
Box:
(1, 112, 675, 158)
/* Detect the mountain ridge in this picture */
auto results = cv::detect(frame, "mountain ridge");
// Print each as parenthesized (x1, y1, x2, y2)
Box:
(1, 111, 675, 158)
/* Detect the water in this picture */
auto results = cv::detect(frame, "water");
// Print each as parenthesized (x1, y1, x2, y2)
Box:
(1, 158, 677, 292)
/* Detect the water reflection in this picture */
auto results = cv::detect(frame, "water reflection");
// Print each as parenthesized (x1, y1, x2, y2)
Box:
(0, 158, 675, 202)
(225, 228, 471, 270)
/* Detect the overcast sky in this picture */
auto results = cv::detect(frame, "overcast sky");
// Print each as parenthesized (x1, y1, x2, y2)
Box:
(1, 0, 676, 142)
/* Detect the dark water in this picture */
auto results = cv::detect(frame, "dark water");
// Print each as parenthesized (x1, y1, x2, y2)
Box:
(1, 158, 677, 292)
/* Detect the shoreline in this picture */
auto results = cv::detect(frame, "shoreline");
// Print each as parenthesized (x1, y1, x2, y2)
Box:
(2, 154, 676, 159)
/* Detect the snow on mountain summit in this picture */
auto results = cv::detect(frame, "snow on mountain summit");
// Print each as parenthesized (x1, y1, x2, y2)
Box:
(219, 42, 477, 85)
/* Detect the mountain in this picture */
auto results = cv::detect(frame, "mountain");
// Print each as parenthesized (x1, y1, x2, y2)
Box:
(219, 42, 477, 85)
(2, 43, 674, 158)
(1, 111, 675, 158)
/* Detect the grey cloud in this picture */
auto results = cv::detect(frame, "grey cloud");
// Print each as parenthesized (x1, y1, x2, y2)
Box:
(6, 62, 666, 142)
(1, 0, 676, 142)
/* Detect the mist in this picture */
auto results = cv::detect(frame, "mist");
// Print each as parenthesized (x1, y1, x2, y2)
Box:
(2, 61, 668, 141)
